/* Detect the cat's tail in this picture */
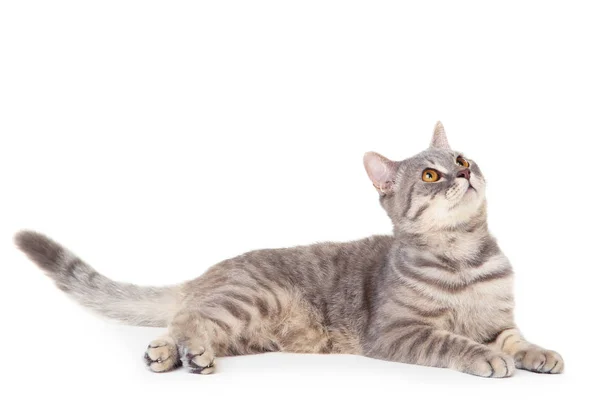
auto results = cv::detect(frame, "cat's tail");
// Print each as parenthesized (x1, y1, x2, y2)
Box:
(14, 230, 180, 327)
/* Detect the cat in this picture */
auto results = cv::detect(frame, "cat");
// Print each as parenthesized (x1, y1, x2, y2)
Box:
(15, 122, 563, 377)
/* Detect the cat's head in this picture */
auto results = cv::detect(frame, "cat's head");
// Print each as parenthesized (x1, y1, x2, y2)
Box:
(364, 122, 486, 233)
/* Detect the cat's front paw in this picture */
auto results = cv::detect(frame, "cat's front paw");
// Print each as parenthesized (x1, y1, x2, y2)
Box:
(463, 351, 515, 378)
(515, 347, 564, 374)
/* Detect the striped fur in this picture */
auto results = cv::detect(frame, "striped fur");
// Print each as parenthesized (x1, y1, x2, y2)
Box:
(14, 122, 563, 377)
(14, 231, 180, 327)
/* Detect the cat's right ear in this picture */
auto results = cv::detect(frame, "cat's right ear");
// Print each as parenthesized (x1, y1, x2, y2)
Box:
(363, 152, 400, 194)
(430, 121, 451, 150)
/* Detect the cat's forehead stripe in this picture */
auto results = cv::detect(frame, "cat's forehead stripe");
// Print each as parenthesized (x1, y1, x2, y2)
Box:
(432, 164, 449, 174)
(411, 152, 453, 174)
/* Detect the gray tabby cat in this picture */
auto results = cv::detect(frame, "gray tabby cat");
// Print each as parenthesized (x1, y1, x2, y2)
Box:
(15, 122, 563, 377)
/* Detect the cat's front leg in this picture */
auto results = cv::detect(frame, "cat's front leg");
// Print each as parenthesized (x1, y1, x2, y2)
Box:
(367, 323, 515, 378)
(490, 328, 564, 374)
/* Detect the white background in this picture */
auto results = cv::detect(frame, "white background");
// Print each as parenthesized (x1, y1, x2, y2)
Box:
(0, 1, 598, 399)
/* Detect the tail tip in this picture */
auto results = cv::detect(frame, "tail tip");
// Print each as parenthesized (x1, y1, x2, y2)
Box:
(15, 230, 63, 272)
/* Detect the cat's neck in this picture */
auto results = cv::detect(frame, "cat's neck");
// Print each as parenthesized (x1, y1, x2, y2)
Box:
(392, 214, 492, 263)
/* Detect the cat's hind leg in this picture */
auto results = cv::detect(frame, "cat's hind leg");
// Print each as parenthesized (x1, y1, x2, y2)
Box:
(166, 294, 284, 373)
(144, 335, 181, 373)
(168, 310, 224, 374)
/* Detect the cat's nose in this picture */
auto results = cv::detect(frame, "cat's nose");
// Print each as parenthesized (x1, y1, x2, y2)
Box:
(457, 169, 471, 181)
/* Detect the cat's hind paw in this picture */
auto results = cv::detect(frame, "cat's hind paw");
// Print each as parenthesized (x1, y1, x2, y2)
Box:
(144, 337, 181, 372)
(180, 345, 216, 375)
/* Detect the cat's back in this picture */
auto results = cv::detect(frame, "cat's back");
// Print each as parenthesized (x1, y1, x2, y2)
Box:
(235, 234, 394, 290)
(189, 234, 394, 301)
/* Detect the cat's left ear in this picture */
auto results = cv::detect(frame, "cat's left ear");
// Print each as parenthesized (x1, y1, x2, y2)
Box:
(430, 121, 451, 150)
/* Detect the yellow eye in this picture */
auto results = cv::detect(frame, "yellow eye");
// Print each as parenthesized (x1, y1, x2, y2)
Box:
(422, 169, 440, 182)
(456, 156, 470, 168)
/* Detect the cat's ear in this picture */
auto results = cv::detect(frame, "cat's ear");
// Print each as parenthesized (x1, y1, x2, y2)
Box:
(430, 121, 451, 150)
(363, 152, 400, 194)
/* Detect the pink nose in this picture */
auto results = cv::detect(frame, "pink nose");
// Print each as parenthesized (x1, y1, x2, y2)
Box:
(457, 169, 471, 181)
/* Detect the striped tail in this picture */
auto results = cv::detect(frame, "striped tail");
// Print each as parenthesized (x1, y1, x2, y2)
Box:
(14, 231, 181, 327)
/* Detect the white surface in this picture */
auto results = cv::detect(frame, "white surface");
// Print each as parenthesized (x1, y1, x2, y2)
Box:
(0, 1, 597, 399)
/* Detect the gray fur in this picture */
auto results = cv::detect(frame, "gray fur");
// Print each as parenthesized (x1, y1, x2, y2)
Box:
(15, 231, 179, 327)
(15, 121, 564, 377)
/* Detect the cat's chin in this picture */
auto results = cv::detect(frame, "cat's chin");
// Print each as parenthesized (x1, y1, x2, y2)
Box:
(444, 190, 484, 225)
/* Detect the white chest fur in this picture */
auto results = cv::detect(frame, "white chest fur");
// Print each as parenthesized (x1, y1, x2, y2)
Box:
(391, 252, 515, 343)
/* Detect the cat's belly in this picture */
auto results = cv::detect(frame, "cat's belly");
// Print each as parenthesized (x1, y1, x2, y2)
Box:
(269, 299, 362, 355)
